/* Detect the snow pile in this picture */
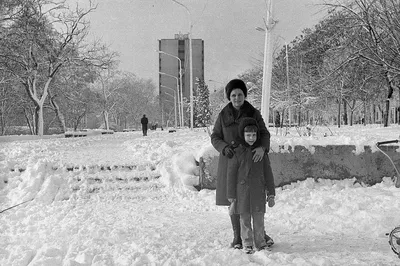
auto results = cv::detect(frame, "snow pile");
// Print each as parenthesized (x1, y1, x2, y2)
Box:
(7, 158, 70, 205)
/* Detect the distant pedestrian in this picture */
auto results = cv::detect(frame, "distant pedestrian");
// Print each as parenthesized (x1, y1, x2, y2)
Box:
(141, 114, 148, 136)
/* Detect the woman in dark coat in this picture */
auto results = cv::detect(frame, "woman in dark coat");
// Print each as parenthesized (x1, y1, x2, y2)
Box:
(210, 79, 274, 249)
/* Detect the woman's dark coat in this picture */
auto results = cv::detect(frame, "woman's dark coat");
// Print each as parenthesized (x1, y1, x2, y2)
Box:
(210, 101, 271, 206)
(226, 117, 276, 214)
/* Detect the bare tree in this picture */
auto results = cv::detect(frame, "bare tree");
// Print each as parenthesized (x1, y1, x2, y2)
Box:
(0, 0, 115, 135)
(0, 75, 15, 135)
(113, 73, 159, 129)
(325, 0, 400, 126)
(90, 69, 125, 131)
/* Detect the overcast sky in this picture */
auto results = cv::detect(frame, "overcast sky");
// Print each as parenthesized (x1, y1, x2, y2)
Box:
(74, 0, 327, 89)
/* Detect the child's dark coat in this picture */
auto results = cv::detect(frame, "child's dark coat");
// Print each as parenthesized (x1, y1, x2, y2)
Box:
(226, 117, 275, 214)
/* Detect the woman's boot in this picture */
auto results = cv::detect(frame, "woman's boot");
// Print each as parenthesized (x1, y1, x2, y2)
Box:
(230, 214, 242, 249)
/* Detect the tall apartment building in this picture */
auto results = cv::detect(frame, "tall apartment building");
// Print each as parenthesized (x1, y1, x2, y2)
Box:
(158, 33, 204, 126)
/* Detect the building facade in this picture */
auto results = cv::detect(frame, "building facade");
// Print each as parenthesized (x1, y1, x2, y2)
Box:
(158, 33, 204, 127)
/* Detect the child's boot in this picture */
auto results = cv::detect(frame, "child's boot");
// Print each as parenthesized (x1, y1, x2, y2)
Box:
(244, 246, 254, 254)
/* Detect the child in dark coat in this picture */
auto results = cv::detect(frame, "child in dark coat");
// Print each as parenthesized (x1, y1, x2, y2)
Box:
(227, 117, 276, 253)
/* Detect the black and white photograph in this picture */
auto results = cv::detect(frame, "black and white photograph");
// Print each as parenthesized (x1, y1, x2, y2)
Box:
(1, 0, 400, 265)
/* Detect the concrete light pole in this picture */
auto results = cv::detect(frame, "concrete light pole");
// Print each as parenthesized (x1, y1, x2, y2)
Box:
(256, 0, 275, 128)
(161, 97, 176, 128)
(161, 87, 178, 128)
(159, 72, 179, 127)
(171, 0, 194, 130)
(156, 50, 184, 127)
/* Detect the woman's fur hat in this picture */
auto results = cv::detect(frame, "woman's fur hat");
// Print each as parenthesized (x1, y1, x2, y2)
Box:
(225, 79, 248, 100)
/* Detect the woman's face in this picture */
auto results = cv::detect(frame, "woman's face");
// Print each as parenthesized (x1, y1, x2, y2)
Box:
(229, 89, 245, 109)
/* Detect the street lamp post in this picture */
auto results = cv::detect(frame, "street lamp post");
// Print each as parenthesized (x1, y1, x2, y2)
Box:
(159, 72, 179, 128)
(256, 0, 275, 128)
(161, 85, 178, 128)
(156, 50, 184, 127)
(161, 97, 175, 128)
(171, 0, 193, 130)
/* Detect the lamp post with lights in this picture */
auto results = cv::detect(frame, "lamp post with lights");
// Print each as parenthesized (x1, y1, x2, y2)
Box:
(156, 50, 184, 127)
(161, 85, 178, 128)
(255, 0, 275, 127)
(171, 0, 194, 129)
(159, 72, 180, 127)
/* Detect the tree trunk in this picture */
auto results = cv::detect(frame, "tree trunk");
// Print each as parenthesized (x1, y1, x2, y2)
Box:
(0, 113, 4, 135)
(35, 104, 44, 136)
(343, 99, 348, 125)
(372, 104, 376, 124)
(349, 99, 356, 126)
(0, 101, 6, 135)
(337, 99, 341, 128)
(350, 110, 353, 126)
(363, 98, 367, 126)
(24, 76, 51, 136)
(398, 87, 400, 125)
(384, 99, 390, 127)
(298, 108, 301, 126)
(383, 71, 395, 127)
(103, 110, 109, 130)
(74, 112, 86, 131)
(49, 94, 67, 133)
(23, 107, 35, 135)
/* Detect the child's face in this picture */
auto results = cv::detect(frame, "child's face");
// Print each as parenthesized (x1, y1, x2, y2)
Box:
(244, 131, 257, 146)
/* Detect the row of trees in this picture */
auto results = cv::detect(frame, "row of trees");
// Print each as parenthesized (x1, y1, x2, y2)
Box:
(0, 0, 163, 136)
(238, 0, 400, 127)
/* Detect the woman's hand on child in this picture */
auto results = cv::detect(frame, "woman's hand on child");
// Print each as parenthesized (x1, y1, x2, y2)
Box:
(267, 195, 275, 208)
(252, 147, 265, 162)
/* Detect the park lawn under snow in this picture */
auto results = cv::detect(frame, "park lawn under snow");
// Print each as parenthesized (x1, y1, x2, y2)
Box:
(1, 125, 400, 265)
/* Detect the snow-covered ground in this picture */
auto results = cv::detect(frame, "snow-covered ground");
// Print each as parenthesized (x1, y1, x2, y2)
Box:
(1, 125, 400, 265)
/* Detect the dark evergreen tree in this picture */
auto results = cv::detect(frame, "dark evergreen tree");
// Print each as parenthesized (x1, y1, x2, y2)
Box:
(194, 78, 212, 127)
